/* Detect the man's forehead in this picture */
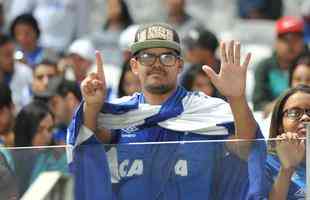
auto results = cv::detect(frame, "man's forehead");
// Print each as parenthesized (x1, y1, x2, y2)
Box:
(141, 47, 176, 54)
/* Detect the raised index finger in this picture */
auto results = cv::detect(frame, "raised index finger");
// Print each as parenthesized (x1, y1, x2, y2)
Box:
(96, 50, 104, 80)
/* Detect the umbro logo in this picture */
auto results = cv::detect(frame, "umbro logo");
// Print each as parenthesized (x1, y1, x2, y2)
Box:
(294, 188, 305, 198)
(122, 126, 139, 134)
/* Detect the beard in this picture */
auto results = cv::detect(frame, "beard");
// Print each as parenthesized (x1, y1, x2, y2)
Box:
(143, 67, 176, 94)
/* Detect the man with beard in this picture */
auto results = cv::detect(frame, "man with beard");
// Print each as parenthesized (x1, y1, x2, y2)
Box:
(68, 23, 267, 200)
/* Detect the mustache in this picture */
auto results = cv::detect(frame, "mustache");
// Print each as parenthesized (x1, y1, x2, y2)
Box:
(146, 69, 167, 76)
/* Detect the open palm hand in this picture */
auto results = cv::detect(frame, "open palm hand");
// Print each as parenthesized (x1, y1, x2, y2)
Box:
(202, 40, 251, 98)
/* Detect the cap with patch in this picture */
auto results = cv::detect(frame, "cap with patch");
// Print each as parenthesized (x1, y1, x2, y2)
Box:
(131, 23, 181, 55)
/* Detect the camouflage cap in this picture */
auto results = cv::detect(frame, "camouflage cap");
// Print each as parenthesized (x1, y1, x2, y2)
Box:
(131, 23, 181, 55)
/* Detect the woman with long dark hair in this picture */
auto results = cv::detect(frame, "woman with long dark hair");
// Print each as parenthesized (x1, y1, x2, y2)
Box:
(14, 100, 54, 147)
(103, 0, 133, 30)
(13, 100, 67, 197)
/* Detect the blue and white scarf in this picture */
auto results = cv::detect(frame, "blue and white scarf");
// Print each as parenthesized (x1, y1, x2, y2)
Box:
(67, 87, 267, 200)
(68, 87, 234, 149)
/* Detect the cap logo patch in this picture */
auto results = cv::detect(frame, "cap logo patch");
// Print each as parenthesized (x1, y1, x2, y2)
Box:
(137, 26, 173, 42)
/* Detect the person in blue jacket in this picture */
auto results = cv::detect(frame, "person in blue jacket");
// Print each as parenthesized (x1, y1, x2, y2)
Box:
(266, 84, 309, 200)
(68, 23, 267, 200)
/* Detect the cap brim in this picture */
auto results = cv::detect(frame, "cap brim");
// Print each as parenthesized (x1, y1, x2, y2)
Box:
(131, 40, 181, 55)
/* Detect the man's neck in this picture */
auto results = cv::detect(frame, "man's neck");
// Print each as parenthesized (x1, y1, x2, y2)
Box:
(142, 87, 177, 105)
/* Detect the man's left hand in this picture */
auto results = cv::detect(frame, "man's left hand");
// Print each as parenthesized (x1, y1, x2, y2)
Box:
(202, 40, 251, 99)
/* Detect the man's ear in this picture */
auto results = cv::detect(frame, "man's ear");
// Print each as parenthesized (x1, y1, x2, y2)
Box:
(130, 58, 139, 75)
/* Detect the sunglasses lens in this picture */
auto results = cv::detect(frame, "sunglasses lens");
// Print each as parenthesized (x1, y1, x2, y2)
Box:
(160, 54, 177, 66)
(138, 53, 156, 66)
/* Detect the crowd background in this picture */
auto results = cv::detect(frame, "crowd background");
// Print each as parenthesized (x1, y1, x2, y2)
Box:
(0, 0, 309, 199)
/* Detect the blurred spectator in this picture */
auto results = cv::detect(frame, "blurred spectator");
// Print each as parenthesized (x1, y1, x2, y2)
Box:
(13, 100, 54, 194)
(262, 54, 310, 119)
(238, 0, 283, 20)
(0, 82, 18, 200)
(104, 0, 133, 30)
(117, 62, 140, 97)
(32, 60, 58, 95)
(266, 85, 308, 199)
(10, 14, 59, 68)
(14, 100, 54, 147)
(118, 24, 139, 63)
(165, 0, 200, 40)
(183, 26, 220, 73)
(90, 0, 133, 66)
(13, 100, 67, 196)
(52, 84, 81, 145)
(289, 53, 310, 87)
(253, 16, 306, 112)
(9, 0, 91, 53)
(0, 35, 32, 112)
(66, 39, 95, 84)
(35, 77, 82, 145)
(181, 64, 224, 99)
(0, 82, 15, 147)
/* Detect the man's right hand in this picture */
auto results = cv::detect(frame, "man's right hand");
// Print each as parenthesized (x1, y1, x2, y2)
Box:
(81, 51, 106, 112)
(81, 51, 106, 131)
